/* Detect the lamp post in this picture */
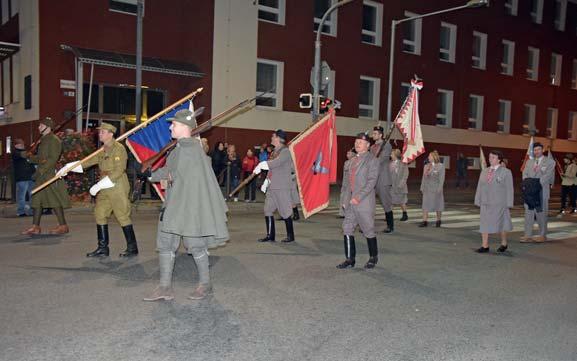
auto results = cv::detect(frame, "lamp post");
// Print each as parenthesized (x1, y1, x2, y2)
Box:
(312, 0, 355, 122)
(385, 0, 488, 129)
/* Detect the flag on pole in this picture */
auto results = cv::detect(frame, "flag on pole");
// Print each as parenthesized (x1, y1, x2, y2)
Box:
(126, 100, 192, 199)
(394, 79, 425, 164)
(289, 108, 338, 219)
(479, 145, 487, 170)
(520, 136, 534, 172)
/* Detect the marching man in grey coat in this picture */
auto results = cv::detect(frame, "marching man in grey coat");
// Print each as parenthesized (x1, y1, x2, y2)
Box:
(419, 151, 445, 227)
(337, 133, 380, 269)
(370, 126, 394, 233)
(390, 149, 409, 221)
(521, 142, 555, 242)
(474, 150, 514, 253)
(144, 109, 229, 302)
(253, 129, 295, 243)
(338, 148, 356, 218)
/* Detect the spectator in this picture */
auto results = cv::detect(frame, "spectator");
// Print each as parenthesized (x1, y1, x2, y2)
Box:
(12, 139, 35, 217)
(419, 150, 445, 228)
(559, 153, 577, 214)
(211, 142, 227, 184)
(226, 146, 242, 201)
(258, 143, 271, 180)
(201, 138, 210, 155)
(241, 148, 258, 202)
(456, 153, 468, 188)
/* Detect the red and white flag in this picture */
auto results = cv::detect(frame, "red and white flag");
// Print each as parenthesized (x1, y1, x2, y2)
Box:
(289, 109, 338, 219)
(520, 136, 534, 172)
(479, 145, 487, 170)
(394, 79, 425, 164)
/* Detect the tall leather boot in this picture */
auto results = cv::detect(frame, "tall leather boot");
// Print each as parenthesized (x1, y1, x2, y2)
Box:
(365, 237, 378, 269)
(258, 216, 276, 242)
(87, 224, 110, 257)
(400, 211, 408, 221)
(292, 207, 300, 221)
(337, 235, 356, 269)
(383, 211, 394, 233)
(281, 217, 295, 243)
(120, 224, 139, 257)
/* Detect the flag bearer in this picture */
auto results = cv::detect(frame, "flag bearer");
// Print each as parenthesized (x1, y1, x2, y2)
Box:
(370, 126, 394, 233)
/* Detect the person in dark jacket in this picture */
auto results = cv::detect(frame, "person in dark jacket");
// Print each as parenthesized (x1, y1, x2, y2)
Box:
(226, 145, 242, 201)
(210, 142, 227, 184)
(12, 139, 35, 217)
(456, 153, 469, 188)
(242, 148, 258, 202)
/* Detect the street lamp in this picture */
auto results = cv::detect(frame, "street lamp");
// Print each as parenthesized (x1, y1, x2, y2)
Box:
(385, 0, 489, 129)
(312, 0, 355, 122)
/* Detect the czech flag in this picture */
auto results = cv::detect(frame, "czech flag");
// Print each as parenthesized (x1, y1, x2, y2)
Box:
(289, 108, 338, 218)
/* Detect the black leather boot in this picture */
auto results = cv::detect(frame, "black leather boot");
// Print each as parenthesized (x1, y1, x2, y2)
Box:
(383, 211, 394, 233)
(292, 207, 300, 221)
(258, 216, 276, 242)
(281, 217, 295, 243)
(400, 211, 408, 221)
(120, 224, 139, 257)
(87, 224, 110, 257)
(364, 237, 378, 269)
(337, 235, 356, 269)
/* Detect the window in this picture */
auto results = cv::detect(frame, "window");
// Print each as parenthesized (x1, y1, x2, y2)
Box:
(468, 95, 484, 130)
(530, 0, 544, 24)
(359, 76, 380, 120)
(103, 86, 138, 114)
(504, 0, 518, 16)
(2, 58, 9, 104)
(109, 0, 140, 15)
(83, 84, 99, 113)
(501, 40, 515, 76)
(400, 82, 411, 102)
(550, 53, 562, 86)
(11, 52, 19, 103)
(314, 0, 338, 36)
(571, 59, 577, 89)
(1, 0, 8, 24)
(439, 22, 457, 63)
(554, 0, 567, 31)
(258, 0, 285, 25)
(362, 1, 383, 46)
(256, 59, 283, 109)
(523, 104, 536, 135)
(472, 31, 487, 70)
(547, 108, 558, 138)
(146, 90, 165, 116)
(569, 112, 577, 140)
(527, 47, 540, 81)
(498, 99, 511, 133)
(436, 89, 453, 127)
(467, 157, 481, 170)
(402, 11, 422, 55)
(439, 155, 451, 169)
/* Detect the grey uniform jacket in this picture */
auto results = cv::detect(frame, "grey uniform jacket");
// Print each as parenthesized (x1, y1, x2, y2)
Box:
(475, 167, 514, 208)
(341, 152, 380, 212)
(522, 157, 555, 200)
(561, 163, 577, 186)
(267, 145, 294, 190)
(420, 163, 445, 194)
(390, 160, 409, 194)
(370, 140, 392, 186)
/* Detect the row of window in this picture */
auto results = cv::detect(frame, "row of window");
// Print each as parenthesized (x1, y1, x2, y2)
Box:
(0, 0, 16, 25)
(255, 58, 577, 141)
(505, 0, 577, 34)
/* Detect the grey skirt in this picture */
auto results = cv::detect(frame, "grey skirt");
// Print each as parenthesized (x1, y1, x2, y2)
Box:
(392, 191, 407, 205)
(479, 205, 513, 233)
(422, 191, 444, 212)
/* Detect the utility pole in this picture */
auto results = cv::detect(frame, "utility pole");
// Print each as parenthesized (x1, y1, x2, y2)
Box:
(135, 0, 144, 125)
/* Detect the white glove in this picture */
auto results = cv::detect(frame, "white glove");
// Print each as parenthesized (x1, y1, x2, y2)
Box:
(56, 161, 83, 177)
(260, 178, 270, 193)
(89, 176, 115, 196)
(253, 161, 269, 175)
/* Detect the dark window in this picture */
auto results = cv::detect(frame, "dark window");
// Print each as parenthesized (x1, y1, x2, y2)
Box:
(109, 0, 138, 15)
(103, 86, 138, 115)
(82, 84, 99, 113)
(24, 75, 31, 109)
(146, 90, 165, 116)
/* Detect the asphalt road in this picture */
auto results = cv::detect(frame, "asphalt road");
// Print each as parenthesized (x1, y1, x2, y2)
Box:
(1, 202, 576, 361)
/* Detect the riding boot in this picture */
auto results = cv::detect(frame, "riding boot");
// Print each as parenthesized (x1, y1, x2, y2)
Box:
(120, 224, 139, 257)
(364, 237, 378, 269)
(336, 235, 356, 269)
(281, 217, 295, 243)
(292, 207, 300, 221)
(383, 211, 394, 233)
(400, 211, 408, 221)
(87, 224, 110, 257)
(258, 216, 276, 242)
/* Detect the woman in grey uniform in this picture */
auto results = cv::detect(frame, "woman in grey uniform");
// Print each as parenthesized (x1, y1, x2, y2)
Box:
(390, 149, 409, 221)
(419, 150, 445, 227)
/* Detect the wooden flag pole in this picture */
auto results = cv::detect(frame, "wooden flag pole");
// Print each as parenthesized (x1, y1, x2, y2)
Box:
(31, 88, 203, 195)
(228, 173, 258, 198)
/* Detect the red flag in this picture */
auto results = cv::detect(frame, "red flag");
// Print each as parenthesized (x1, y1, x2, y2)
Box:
(394, 79, 425, 163)
(289, 109, 337, 218)
(520, 136, 534, 173)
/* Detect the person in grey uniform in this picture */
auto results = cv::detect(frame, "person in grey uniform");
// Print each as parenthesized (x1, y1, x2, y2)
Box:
(339, 148, 356, 218)
(521, 142, 555, 243)
(337, 133, 380, 269)
(143, 109, 229, 302)
(419, 150, 445, 227)
(390, 149, 409, 221)
(370, 126, 394, 233)
(253, 129, 295, 243)
(474, 150, 514, 253)
(290, 167, 301, 221)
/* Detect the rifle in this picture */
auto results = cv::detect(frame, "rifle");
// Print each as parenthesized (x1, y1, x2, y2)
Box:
(28, 106, 85, 154)
(32, 88, 203, 195)
(375, 124, 397, 158)
(139, 91, 267, 173)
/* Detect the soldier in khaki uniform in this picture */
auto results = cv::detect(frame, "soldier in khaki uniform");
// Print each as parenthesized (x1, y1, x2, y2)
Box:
(60, 123, 138, 257)
(21, 117, 71, 236)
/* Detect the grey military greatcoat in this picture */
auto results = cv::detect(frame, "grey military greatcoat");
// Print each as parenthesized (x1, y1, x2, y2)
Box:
(522, 156, 555, 237)
(339, 159, 352, 217)
(390, 160, 409, 205)
(370, 140, 392, 212)
(341, 151, 380, 238)
(474, 166, 514, 233)
(264, 145, 294, 219)
(420, 162, 445, 212)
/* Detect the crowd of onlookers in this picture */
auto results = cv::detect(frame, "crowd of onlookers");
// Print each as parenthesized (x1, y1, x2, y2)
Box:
(202, 138, 273, 202)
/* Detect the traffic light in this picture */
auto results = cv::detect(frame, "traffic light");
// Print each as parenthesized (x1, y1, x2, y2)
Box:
(319, 96, 332, 114)
(299, 93, 312, 109)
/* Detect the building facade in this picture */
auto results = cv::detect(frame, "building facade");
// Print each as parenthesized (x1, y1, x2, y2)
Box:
(2, 0, 577, 185)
